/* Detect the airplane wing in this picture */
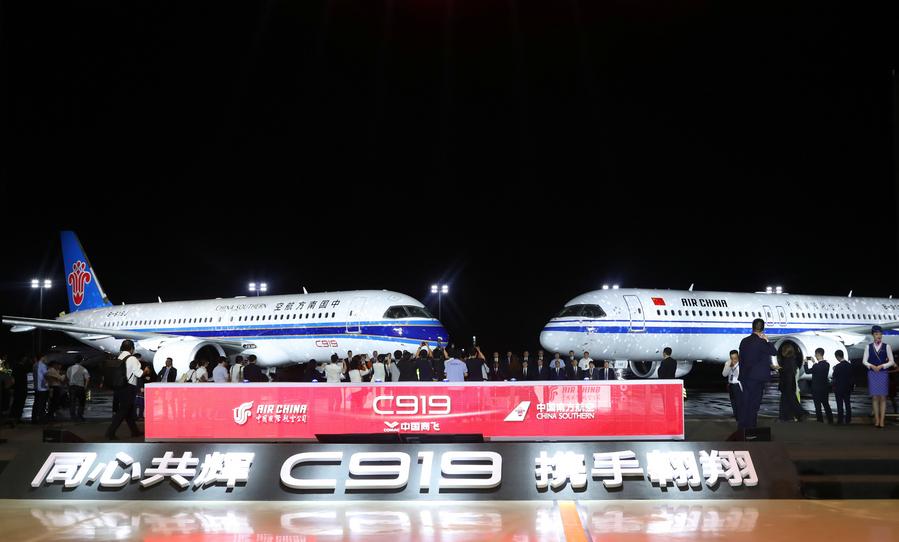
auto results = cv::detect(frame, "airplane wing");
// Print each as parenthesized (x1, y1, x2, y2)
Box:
(2, 316, 251, 354)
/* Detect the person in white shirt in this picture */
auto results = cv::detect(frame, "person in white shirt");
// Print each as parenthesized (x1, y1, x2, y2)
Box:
(348, 356, 371, 383)
(325, 355, 346, 383)
(105, 340, 143, 440)
(212, 358, 230, 383)
(444, 348, 468, 382)
(579, 352, 594, 372)
(387, 353, 401, 382)
(230, 356, 245, 383)
(192, 360, 209, 383)
(371, 356, 387, 382)
(721, 349, 742, 422)
(66, 357, 90, 421)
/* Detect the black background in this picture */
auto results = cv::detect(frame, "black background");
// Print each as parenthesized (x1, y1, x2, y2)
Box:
(1, 0, 897, 356)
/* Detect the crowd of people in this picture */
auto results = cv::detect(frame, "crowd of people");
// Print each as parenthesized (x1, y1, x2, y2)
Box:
(167, 344, 622, 384)
(3, 325, 898, 436)
(727, 321, 898, 432)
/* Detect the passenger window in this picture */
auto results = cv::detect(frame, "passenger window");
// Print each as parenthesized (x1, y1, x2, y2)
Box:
(332, 312, 336, 317)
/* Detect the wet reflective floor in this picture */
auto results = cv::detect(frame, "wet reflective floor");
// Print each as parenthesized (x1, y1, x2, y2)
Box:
(2, 499, 898, 542)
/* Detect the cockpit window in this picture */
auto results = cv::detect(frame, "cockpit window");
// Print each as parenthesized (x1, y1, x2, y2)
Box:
(556, 304, 607, 318)
(383, 305, 436, 319)
(383, 306, 408, 319)
(404, 306, 435, 318)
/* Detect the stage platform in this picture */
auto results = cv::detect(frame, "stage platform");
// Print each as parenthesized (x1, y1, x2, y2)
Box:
(0, 498, 897, 541)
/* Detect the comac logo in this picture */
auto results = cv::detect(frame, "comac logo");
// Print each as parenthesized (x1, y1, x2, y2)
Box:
(504, 401, 531, 422)
(67, 261, 92, 307)
(233, 401, 254, 425)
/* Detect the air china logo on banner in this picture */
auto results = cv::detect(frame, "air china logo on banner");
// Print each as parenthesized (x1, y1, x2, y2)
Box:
(67, 261, 92, 307)
(233, 402, 254, 425)
(232, 402, 309, 426)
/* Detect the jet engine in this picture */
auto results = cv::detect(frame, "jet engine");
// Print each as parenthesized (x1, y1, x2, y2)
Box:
(140, 338, 226, 378)
(772, 335, 845, 381)
(628, 360, 694, 378)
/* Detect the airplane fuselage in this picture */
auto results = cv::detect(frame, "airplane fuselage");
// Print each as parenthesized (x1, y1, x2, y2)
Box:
(541, 288, 899, 375)
(59, 290, 447, 372)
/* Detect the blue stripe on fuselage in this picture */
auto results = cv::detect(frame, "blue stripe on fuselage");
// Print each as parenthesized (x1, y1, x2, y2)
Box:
(101, 320, 447, 342)
(542, 324, 897, 335)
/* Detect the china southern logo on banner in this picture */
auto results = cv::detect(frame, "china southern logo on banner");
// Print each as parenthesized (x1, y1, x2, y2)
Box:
(67, 261, 92, 307)
(504, 401, 531, 422)
(233, 401, 308, 425)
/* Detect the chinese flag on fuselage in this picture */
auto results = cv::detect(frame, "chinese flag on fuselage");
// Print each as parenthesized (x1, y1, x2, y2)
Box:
(651, 297, 666, 306)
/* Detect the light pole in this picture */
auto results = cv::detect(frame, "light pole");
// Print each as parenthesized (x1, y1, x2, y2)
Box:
(31, 279, 52, 354)
(430, 284, 449, 320)
(249, 282, 268, 297)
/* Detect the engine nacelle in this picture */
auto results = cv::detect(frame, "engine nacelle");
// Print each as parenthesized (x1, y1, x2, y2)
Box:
(628, 360, 694, 378)
(772, 335, 844, 379)
(142, 339, 226, 380)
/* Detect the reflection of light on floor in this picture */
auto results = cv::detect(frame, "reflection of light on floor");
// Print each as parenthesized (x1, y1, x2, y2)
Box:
(280, 510, 341, 536)
(8, 499, 899, 541)
(589, 504, 761, 535)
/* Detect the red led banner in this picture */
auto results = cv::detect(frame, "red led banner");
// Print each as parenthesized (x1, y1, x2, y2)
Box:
(144, 381, 684, 441)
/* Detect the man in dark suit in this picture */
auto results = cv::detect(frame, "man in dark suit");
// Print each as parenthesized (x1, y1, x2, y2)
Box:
(738, 319, 777, 430)
(596, 361, 614, 381)
(242, 355, 270, 383)
(807, 348, 834, 424)
(566, 359, 581, 380)
(529, 359, 546, 380)
(158, 358, 178, 383)
(658, 348, 677, 379)
(549, 354, 566, 380)
(831, 349, 853, 424)
(489, 359, 507, 381)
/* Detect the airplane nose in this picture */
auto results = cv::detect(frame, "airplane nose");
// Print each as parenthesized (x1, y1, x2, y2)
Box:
(541, 321, 595, 353)
(539, 326, 560, 353)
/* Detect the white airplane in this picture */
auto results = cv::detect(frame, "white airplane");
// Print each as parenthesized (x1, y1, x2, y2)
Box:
(3, 232, 449, 379)
(540, 287, 899, 379)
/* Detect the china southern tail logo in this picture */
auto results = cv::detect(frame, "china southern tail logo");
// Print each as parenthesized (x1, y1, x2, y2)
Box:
(504, 401, 531, 422)
(67, 261, 92, 307)
(233, 401, 254, 425)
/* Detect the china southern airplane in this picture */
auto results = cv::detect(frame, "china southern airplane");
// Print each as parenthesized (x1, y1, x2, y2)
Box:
(3, 232, 449, 378)
(540, 287, 899, 379)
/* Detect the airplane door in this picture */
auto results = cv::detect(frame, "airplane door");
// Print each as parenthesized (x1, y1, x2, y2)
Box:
(624, 295, 646, 332)
(345, 297, 367, 334)
(763, 305, 775, 326)
(776, 305, 787, 327)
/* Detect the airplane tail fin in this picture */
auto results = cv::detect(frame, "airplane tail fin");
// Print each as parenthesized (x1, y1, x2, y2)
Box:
(60, 231, 112, 313)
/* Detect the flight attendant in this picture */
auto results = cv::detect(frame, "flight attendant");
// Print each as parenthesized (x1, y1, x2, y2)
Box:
(863, 326, 895, 428)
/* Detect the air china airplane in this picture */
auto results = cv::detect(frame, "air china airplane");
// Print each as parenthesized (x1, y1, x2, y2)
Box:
(540, 288, 899, 379)
(3, 232, 449, 378)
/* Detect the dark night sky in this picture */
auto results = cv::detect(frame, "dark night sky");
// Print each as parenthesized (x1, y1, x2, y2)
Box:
(1, 0, 897, 357)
